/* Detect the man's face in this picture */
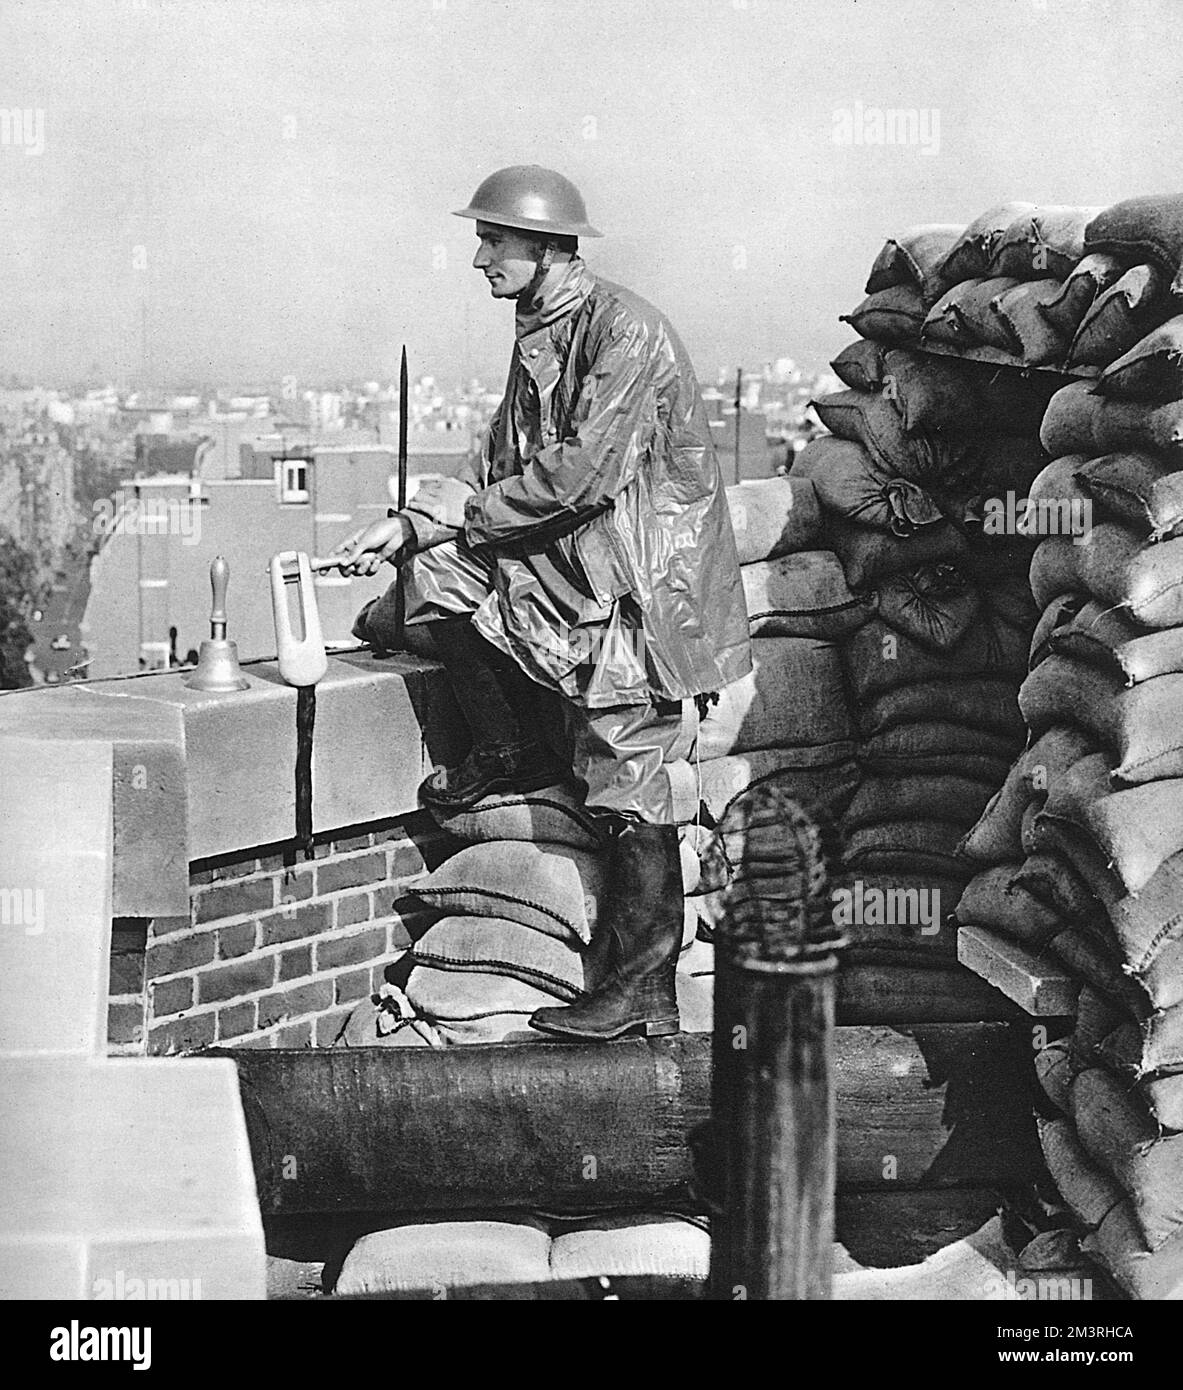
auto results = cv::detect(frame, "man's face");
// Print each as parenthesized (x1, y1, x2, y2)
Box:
(472, 221, 544, 299)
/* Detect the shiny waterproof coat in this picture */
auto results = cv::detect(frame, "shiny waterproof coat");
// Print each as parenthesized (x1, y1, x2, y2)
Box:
(427, 261, 752, 708)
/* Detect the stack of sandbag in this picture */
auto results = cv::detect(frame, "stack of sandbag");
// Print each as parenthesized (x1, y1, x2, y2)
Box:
(663, 473, 863, 831)
(953, 214, 1183, 1293)
(803, 220, 1075, 967)
(910, 200, 1181, 374)
(1032, 986, 1183, 1300)
(336, 784, 716, 1046)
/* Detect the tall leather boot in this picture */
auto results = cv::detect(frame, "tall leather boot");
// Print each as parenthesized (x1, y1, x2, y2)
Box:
(420, 618, 566, 811)
(530, 819, 683, 1041)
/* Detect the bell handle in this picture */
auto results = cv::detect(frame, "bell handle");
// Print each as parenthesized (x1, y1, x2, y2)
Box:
(210, 556, 230, 638)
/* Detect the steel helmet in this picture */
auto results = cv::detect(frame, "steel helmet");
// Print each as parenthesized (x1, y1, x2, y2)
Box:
(453, 165, 603, 238)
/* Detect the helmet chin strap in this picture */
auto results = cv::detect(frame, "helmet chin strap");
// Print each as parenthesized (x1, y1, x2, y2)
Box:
(517, 241, 557, 306)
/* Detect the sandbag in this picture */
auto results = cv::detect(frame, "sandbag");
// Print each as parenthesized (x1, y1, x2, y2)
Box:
(1040, 752, 1183, 894)
(693, 637, 852, 759)
(828, 514, 969, 590)
(409, 914, 595, 1002)
(1020, 653, 1183, 784)
(844, 819, 971, 881)
(842, 615, 1028, 705)
(1070, 1067, 1183, 1251)
(1029, 592, 1087, 666)
(1086, 1199, 1183, 1300)
(548, 1214, 710, 1280)
(1019, 725, 1099, 797)
(1034, 1038, 1075, 1114)
(923, 276, 1021, 351)
(427, 784, 603, 852)
(1038, 1117, 1127, 1230)
(1049, 928, 1144, 1014)
(865, 224, 965, 301)
(1041, 380, 1183, 462)
(1135, 1006, 1183, 1075)
(791, 435, 944, 533)
(741, 549, 876, 640)
(953, 863, 1065, 950)
(1025, 816, 1126, 919)
(1067, 263, 1172, 370)
(409, 841, 606, 945)
(875, 564, 980, 651)
(957, 758, 1034, 866)
(831, 339, 887, 393)
(405, 963, 564, 1022)
(810, 390, 975, 487)
(726, 475, 824, 564)
(1028, 525, 1183, 629)
(1014, 851, 1109, 928)
(1074, 451, 1183, 539)
(988, 205, 1101, 281)
(858, 678, 1023, 740)
(859, 720, 1018, 778)
(334, 1218, 553, 1295)
(1095, 314, 1183, 403)
(1084, 193, 1183, 297)
(933, 203, 1038, 292)
(1074, 985, 1130, 1061)
(1097, 1024, 1183, 1131)
(844, 773, 995, 833)
(960, 730, 1098, 864)
(1109, 852, 1183, 1010)
(990, 279, 1070, 365)
(839, 284, 927, 347)
(879, 349, 983, 437)
(1049, 598, 1183, 685)
(1038, 251, 1126, 339)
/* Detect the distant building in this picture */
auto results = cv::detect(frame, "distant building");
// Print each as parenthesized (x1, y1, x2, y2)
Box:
(80, 447, 407, 677)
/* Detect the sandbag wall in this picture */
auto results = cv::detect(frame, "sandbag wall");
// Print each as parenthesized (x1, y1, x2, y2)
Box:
(953, 193, 1183, 1300)
(796, 207, 1102, 969)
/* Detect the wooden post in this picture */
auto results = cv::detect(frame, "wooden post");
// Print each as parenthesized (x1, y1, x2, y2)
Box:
(707, 784, 845, 1301)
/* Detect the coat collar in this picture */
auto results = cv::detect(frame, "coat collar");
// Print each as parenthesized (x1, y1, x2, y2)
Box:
(514, 258, 595, 340)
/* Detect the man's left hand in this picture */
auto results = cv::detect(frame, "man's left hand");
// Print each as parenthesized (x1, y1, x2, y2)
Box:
(407, 475, 476, 529)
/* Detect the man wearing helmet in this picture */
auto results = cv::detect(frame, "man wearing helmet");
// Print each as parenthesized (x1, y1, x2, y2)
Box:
(329, 165, 751, 1041)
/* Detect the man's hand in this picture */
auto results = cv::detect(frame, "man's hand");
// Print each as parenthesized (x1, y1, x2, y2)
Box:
(324, 514, 413, 577)
(406, 475, 476, 529)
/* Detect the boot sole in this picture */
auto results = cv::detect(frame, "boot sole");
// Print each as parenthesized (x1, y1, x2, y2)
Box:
(530, 1015, 681, 1042)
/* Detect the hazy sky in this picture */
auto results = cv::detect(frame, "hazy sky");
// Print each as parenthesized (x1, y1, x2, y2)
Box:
(0, 0, 1180, 389)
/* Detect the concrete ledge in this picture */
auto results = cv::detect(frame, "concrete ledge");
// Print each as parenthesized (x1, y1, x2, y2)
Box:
(957, 925, 1080, 1017)
(0, 648, 463, 913)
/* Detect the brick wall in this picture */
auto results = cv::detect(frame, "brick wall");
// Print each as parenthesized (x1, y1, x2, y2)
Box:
(106, 810, 454, 1055)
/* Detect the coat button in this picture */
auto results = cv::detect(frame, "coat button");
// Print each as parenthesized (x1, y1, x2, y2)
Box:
(528, 348, 539, 357)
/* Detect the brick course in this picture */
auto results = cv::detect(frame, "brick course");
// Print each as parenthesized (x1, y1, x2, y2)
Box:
(110, 815, 445, 1056)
